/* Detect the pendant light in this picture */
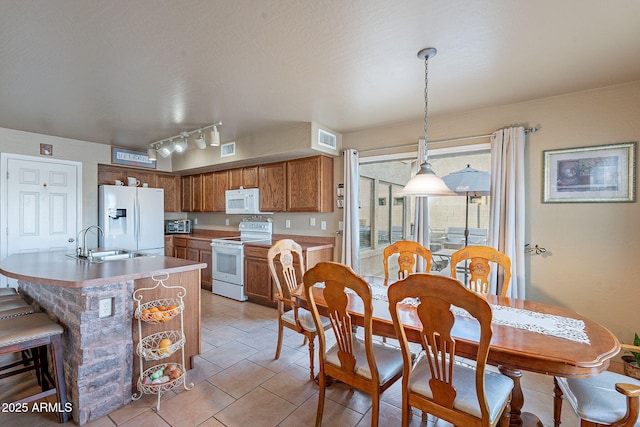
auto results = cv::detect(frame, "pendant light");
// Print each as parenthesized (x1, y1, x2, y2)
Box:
(399, 47, 455, 197)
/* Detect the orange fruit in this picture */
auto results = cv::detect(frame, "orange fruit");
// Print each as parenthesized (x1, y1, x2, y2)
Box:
(152, 312, 164, 322)
(157, 306, 166, 312)
(158, 338, 172, 355)
(149, 307, 159, 313)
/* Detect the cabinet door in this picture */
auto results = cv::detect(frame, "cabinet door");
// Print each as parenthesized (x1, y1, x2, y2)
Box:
(202, 172, 215, 212)
(259, 162, 286, 212)
(164, 236, 174, 257)
(228, 168, 242, 190)
(181, 176, 192, 212)
(242, 166, 259, 188)
(98, 165, 127, 186)
(191, 174, 203, 212)
(156, 174, 181, 212)
(173, 237, 187, 258)
(287, 155, 333, 212)
(244, 255, 275, 306)
(198, 249, 212, 290)
(213, 170, 229, 212)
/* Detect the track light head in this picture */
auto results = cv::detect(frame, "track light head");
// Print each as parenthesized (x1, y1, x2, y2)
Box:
(209, 125, 220, 146)
(174, 136, 188, 153)
(195, 131, 207, 149)
(147, 147, 157, 161)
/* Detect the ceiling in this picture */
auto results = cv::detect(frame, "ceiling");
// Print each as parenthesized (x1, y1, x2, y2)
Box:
(2, 0, 640, 150)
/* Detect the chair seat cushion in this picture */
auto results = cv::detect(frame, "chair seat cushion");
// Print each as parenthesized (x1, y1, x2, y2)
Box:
(409, 355, 513, 423)
(326, 336, 404, 385)
(557, 372, 640, 426)
(0, 313, 63, 348)
(281, 308, 330, 332)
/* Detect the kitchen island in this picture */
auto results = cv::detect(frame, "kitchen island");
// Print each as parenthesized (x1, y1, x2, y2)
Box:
(0, 251, 206, 425)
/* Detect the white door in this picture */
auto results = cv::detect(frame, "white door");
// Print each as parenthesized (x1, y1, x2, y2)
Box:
(1, 155, 81, 285)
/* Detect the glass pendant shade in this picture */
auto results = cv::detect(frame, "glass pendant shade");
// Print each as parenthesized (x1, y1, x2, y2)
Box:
(399, 162, 457, 196)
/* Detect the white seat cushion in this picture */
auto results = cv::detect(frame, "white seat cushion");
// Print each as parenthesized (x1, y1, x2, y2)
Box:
(325, 336, 404, 384)
(281, 308, 330, 332)
(556, 372, 640, 426)
(409, 354, 513, 423)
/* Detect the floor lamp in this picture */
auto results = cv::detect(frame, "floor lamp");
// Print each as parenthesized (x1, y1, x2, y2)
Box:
(442, 165, 491, 283)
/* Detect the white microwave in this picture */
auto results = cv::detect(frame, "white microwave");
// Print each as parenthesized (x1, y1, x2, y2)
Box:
(225, 188, 264, 215)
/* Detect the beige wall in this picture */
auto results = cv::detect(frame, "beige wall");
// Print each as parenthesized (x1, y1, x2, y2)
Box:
(342, 80, 640, 345)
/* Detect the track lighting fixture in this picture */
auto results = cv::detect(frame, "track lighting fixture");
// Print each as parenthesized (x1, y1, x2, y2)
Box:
(147, 147, 157, 161)
(209, 125, 220, 147)
(148, 121, 222, 158)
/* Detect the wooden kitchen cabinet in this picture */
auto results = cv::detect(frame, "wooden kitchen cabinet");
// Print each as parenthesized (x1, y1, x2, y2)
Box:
(172, 236, 212, 290)
(98, 165, 127, 186)
(180, 176, 193, 212)
(259, 162, 286, 212)
(229, 166, 259, 189)
(286, 155, 334, 212)
(164, 235, 174, 257)
(212, 170, 229, 212)
(173, 237, 188, 259)
(191, 174, 204, 212)
(127, 170, 156, 188)
(202, 171, 229, 212)
(156, 173, 181, 212)
(243, 245, 275, 306)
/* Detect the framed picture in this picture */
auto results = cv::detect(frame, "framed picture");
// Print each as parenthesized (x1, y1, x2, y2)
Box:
(111, 146, 156, 169)
(40, 143, 53, 156)
(543, 142, 636, 203)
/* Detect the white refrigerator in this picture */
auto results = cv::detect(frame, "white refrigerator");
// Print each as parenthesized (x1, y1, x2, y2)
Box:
(98, 185, 165, 255)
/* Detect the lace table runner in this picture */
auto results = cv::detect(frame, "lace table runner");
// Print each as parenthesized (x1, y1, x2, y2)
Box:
(338, 282, 590, 345)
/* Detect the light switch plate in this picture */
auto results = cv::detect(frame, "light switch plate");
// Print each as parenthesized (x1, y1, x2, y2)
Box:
(285, 219, 291, 228)
(99, 298, 112, 318)
(321, 221, 326, 230)
(310, 217, 316, 226)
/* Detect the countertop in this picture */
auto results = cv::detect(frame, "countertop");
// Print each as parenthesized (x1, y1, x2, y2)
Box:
(0, 251, 207, 287)
(168, 230, 335, 250)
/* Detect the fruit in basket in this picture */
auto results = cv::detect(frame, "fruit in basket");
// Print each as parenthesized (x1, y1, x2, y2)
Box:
(169, 368, 182, 380)
(152, 375, 170, 384)
(158, 338, 173, 355)
(140, 309, 151, 320)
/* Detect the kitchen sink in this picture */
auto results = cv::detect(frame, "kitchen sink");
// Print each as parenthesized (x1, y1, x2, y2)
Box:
(67, 249, 150, 263)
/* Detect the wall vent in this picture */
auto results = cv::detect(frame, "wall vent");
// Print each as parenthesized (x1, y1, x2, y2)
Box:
(318, 129, 337, 149)
(221, 142, 236, 157)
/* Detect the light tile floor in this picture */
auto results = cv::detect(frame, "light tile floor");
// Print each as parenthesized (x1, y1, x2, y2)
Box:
(0, 290, 579, 426)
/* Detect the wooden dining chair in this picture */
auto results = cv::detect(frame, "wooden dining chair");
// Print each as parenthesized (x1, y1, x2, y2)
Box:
(387, 273, 514, 427)
(450, 245, 512, 297)
(268, 239, 331, 381)
(383, 240, 433, 286)
(553, 344, 640, 427)
(303, 262, 404, 427)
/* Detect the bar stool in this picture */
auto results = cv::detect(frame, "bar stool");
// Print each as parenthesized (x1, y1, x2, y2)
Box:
(0, 287, 23, 301)
(0, 298, 35, 319)
(0, 313, 69, 423)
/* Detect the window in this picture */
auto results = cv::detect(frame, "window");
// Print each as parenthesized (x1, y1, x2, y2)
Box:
(357, 145, 491, 277)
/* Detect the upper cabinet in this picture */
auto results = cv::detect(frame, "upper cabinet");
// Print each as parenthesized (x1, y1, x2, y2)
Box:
(99, 155, 334, 214)
(156, 174, 180, 212)
(258, 162, 286, 212)
(287, 155, 333, 212)
(229, 166, 259, 189)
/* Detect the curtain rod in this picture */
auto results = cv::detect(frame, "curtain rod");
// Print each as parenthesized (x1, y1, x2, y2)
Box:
(359, 125, 539, 155)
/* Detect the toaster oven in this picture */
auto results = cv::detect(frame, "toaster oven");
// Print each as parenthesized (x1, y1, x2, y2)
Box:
(165, 219, 191, 234)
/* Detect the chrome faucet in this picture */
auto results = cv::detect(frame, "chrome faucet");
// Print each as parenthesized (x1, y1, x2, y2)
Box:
(77, 225, 104, 258)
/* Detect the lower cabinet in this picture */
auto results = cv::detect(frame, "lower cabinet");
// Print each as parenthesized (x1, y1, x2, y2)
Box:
(172, 237, 212, 291)
(244, 245, 275, 307)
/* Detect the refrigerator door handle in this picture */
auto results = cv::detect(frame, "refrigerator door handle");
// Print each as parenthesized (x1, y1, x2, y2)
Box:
(134, 194, 140, 247)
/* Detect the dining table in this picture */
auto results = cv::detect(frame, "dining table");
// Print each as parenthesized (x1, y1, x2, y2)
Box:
(292, 274, 620, 427)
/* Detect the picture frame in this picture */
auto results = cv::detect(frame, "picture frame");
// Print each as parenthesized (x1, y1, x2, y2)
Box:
(111, 146, 156, 169)
(543, 142, 636, 203)
(40, 143, 53, 156)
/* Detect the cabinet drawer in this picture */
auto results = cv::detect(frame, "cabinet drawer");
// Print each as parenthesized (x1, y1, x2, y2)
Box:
(187, 239, 213, 251)
(173, 237, 188, 247)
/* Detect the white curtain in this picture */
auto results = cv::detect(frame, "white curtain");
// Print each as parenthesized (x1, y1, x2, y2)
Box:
(412, 139, 429, 272)
(489, 127, 526, 299)
(341, 149, 360, 272)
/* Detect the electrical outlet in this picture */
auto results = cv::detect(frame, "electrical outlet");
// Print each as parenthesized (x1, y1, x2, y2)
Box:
(310, 217, 316, 226)
(338, 221, 344, 231)
(99, 298, 112, 318)
(225, 218, 230, 226)
(194, 217, 198, 225)
(321, 221, 326, 230)
(285, 219, 291, 228)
